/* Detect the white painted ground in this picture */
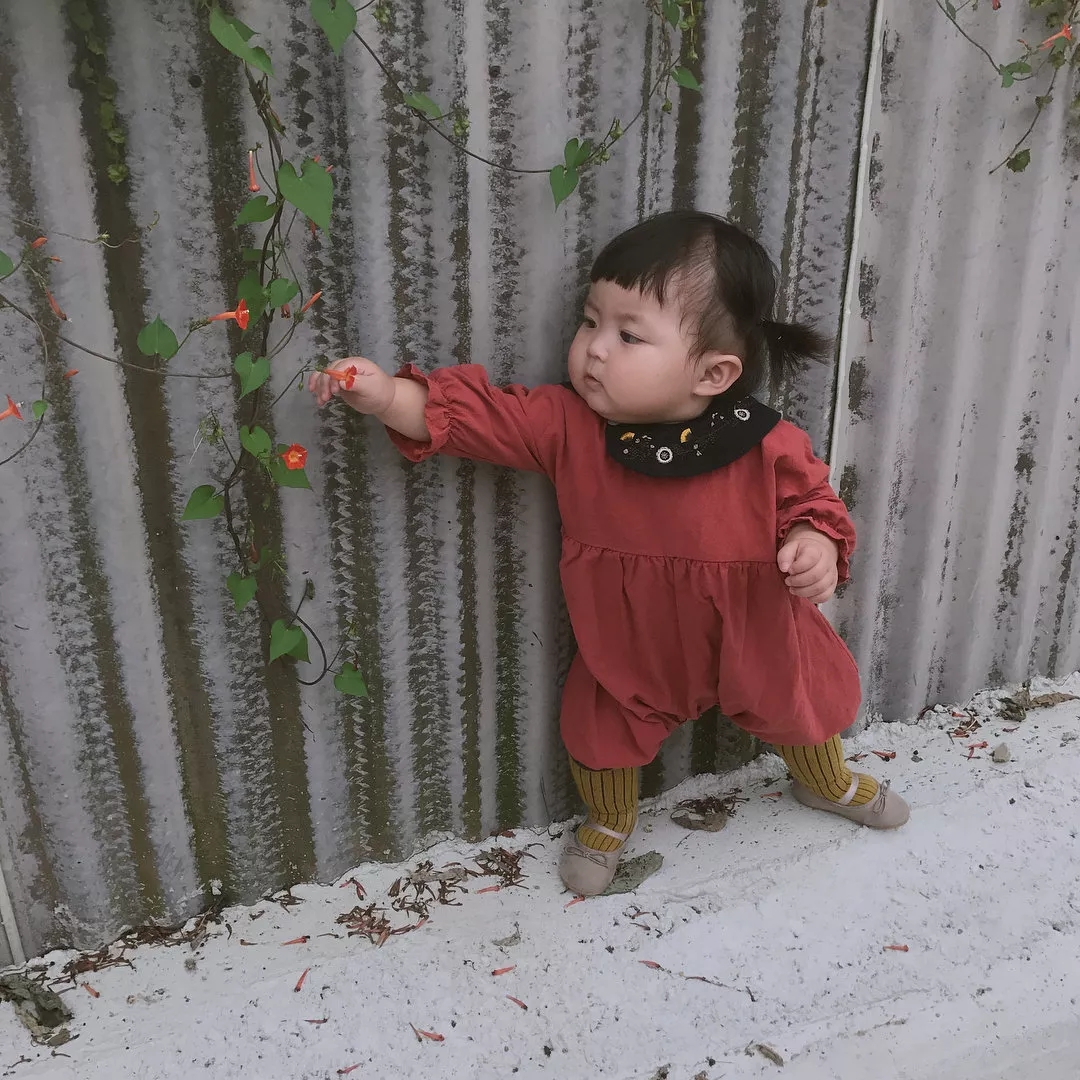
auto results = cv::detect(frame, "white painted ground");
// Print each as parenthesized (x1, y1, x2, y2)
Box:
(3, 676, 1079, 1080)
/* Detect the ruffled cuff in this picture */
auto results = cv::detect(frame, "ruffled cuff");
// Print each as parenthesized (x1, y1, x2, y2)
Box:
(778, 517, 854, 585)
(384, 363, 451, 462)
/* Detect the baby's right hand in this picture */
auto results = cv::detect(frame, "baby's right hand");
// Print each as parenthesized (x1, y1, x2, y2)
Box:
(308, 357, 396, 416)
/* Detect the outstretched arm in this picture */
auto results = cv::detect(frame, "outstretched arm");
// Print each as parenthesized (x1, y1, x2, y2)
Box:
(309, 358, 431, 442)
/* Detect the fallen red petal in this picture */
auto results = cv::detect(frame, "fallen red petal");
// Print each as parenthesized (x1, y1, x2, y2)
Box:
(761, 791, 782, 800)
(337, 1066, 362, 1075)
(491, 966, 516, 976)
(639, 960, 663, 970)
(30, 236, 47, 249)
(506, 996, 528, 1010)
(884, 944, 910, 952)
(239, 939, 256, 946)
(304, 1018, 327, 1025)
(294, 967, 311, 992)
(564, 896, 585, 909)
(46, 291, 67, 321)
(476, 885, 501, 895)
(410, 1024, 445, 1042)
(871, 750, 896, 761)
(82, 983, 100, 998)
(282, 935, 310, 945)
(63, 368, 79, 379)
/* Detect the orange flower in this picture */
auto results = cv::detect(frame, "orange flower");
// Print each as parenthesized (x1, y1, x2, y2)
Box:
(46, 290, 67, 321)
(0, 395, 22, 421)
(248, 150, 260, 193)
(281, 303, 291, 318)
(281, 443, 307, 471)
(299, 290, 322, 314)
(208, 298, 250, 331)
(30, 236, 47, 249)
(1040, 23, 1073, 48)
(49, 255, 63, 263)
(63, 368, 79, 379)
(325, 364, 357, 390)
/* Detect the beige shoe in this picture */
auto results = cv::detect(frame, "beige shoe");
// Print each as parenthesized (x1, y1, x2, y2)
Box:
(558, 823, 629, 896)
(791, 777, 910, 829)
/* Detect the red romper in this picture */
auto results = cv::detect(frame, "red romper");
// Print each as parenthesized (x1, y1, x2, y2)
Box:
(388, 364, 861, 770)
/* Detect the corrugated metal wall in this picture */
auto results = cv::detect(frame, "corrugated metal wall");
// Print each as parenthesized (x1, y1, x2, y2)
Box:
(0, 0, 1073, 965)
(831, 1, 1080, 721)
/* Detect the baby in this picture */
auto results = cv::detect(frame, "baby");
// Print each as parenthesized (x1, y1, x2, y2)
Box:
(310, 210, 909, 896)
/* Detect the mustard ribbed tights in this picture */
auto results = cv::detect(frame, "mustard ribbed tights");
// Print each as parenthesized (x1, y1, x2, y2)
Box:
(568, 755, 639, 853)
(570, 736, 879, 852)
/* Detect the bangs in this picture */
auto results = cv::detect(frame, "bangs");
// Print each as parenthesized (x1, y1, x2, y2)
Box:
(590, 214, 717, 315)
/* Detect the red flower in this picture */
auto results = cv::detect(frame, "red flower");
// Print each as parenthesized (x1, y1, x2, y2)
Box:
(248, 150, 260, 193)
(63, 368, 79, 379)
(1040, 23, 1073, 48)
(0, 395, 23, 421)
(299, 290, 322, 315)
(281, 303, 291, 319)
(209, 298, 250, 331)
(30, 236, 47, 249)
(325, 364, 357, 390)
(46, 290, 67, 321)
(281, 443, 308, 471)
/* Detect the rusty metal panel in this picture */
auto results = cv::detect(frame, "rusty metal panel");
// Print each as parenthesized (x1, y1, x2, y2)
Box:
(831, 1, 1080, 722)
(0, 0, 875, 963)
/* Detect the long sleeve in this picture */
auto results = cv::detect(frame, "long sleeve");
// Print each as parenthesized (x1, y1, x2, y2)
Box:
(385, 364, 569, 477)
(771, 422, 856, 583)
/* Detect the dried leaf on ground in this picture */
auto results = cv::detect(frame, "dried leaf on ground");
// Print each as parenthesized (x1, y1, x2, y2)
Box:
(670, 791, 744, 832)
(0, 970, 73, 1045)
(603, 851, 664, 894)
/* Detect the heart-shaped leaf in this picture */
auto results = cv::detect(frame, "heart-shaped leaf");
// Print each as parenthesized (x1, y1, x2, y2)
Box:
(226, 572, 258, 612)
(662, 0, 681, 27)
(549, 165, 579, 209)
(269, 619, 309, 663)
(310, 0, 357, 54)
(267, 278, 299, 308)
(1006, 149, 1031, 173)
(234, 352, 270, 398)
(0, 251, 13, 278)
(277, 158, 334, 231)
(31, 400, 48, 421)
(334, 662, 368, 697)
(671, 66, 701, 92)
(563, 138, 592, 170)
(208, 6, 274, 76)
(404, 91, 442, 120)
(269, 457, 313, 489)
(236, 271, 268, 316)
(240, 424, 273, 459)
(235, 196, 279, 226)
(137, 316, 179, 359)
(181, 485, 223, 521)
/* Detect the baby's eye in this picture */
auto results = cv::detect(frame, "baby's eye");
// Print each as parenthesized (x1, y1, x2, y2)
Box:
(582, 316, 597, 329)
(620, 330, 642, 345)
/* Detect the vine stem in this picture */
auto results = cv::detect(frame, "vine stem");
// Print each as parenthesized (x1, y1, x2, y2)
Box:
(0, 291, 232, 379)
(0, 304, 48, 468)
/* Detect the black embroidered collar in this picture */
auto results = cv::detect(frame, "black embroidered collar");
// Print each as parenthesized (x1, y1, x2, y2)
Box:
(603, 394, 781, 477)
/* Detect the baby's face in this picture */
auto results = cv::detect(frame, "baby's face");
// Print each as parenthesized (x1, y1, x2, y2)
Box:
(568, 279, 707, 424)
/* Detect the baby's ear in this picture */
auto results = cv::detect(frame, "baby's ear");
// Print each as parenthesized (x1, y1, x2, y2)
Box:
(695, 351, 742, 397)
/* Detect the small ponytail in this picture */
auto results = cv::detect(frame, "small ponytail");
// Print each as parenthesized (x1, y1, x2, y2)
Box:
(760, 318, 832, 391)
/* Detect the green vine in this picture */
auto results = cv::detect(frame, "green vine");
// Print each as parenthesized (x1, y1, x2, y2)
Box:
(0, 0, 703, 694)
(937, 0, 1079, 172)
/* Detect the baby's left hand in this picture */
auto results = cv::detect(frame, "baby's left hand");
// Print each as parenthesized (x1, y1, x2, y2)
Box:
(777, 525, 839, 604)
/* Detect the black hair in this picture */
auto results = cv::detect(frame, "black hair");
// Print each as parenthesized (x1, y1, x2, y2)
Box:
(589, 209, 831, 397)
